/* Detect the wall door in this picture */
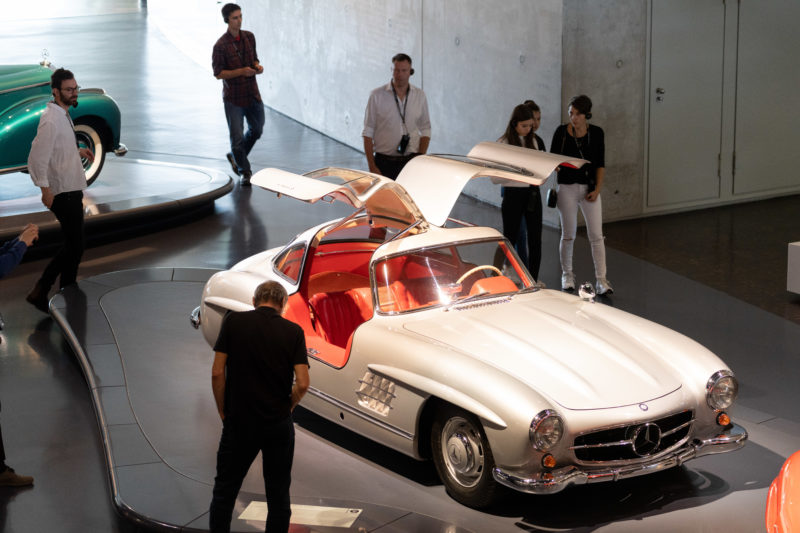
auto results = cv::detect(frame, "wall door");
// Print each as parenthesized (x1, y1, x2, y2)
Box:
(734, 0, 800, 195)
(647, 0, 726, 207)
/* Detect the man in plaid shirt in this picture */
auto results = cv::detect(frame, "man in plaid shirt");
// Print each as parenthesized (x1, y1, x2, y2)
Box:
(213, 3, 265, 186)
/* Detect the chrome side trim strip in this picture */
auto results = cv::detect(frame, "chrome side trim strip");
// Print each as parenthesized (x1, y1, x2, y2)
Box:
(306, 386, 413, 441)
(0, 81, 49, 95)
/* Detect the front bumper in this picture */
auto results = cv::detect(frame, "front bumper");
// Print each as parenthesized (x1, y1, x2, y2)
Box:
(114, 143, 128, 157)
(493, 422, 747, 495)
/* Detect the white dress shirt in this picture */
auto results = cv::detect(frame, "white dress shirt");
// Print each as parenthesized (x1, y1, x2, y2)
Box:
(28, 102, 87, 195)
(362, 81, 431, 156)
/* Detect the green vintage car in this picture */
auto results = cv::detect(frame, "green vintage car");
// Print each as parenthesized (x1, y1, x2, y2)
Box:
(0, 61, 127, 186)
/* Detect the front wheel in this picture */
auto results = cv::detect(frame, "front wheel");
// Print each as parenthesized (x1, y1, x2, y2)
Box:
(431, 405, 500, 508)
(74, 122, 106, 186)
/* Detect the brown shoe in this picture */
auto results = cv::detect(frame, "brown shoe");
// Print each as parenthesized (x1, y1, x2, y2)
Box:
(26, 284, 49, 313)
(0, 467, 34, 487)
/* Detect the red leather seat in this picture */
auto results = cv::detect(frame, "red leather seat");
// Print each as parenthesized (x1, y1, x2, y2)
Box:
(309, 289, 372, 349)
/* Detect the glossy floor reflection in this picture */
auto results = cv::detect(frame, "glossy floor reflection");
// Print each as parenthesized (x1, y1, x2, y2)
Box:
(0, 3, 799, 533)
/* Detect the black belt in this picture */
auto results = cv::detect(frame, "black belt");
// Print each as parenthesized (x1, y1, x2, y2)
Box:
(375, 153, 416, 162)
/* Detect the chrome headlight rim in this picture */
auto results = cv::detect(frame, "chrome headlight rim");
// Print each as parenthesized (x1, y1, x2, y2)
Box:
(706, 370, 738, 410)
(529, 409, 564, 452)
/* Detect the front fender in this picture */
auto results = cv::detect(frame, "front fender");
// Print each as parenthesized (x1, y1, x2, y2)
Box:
(0, 90, 123, 173)
(69, 90, 123, 150)
(0, 94, 49, 170)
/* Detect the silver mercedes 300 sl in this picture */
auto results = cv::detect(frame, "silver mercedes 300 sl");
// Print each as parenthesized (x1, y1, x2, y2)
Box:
(192, 142, 746, 508)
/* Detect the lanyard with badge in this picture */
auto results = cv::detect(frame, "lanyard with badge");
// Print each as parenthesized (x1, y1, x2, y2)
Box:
(391, 82, 410, 154)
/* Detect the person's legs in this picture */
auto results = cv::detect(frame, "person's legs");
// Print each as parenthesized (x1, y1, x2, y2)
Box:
(209, 421, 260, 533)
(373, 154, 405, 180)
(501, 189, 526, 249)
(578, 194, 606, 279)
(55, 192, 85, 288)
(0, 400, 34, 486)
(516, 218, 529, 267)
(556, 184, 583, 285)
(526, 187, 543, 281)
(224, 101, 246, 174)
(241, 101, 265, 169)
(0, 400, 5, 469)
(261, 417, 295, 533)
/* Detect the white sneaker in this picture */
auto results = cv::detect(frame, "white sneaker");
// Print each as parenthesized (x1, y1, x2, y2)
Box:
(561, 272, 575, 291)
(596, 278, 614, 295)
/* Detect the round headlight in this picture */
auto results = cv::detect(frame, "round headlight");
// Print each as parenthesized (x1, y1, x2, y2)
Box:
(529, 410, 564, 451)
(706, 370, 738, 410)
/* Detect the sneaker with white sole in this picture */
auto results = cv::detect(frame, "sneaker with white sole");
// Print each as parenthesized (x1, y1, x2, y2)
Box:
(596, 278, 614, 295)
(561, 272, 575, 291)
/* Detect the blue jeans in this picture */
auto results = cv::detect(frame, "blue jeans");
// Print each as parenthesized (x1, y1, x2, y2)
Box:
(224, 99, 265, 175)
(209, 415, 295, 533)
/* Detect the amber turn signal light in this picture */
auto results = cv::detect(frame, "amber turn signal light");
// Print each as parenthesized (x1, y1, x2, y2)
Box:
(542, 454, 557, 469)
(716, 412, 731, 426)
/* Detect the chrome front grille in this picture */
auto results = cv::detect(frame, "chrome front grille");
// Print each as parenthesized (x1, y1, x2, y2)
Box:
(572, 410, 694, 463)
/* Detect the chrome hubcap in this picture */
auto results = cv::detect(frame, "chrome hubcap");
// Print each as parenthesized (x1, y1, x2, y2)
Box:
(441, 417, 484, 488)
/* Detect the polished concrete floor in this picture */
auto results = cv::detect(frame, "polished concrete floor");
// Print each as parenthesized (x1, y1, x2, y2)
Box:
(1, 3, 800, 533)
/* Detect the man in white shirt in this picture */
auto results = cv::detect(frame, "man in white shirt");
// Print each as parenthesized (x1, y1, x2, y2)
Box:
(362, 53, 431, 180)
(25, 68, 94, 313)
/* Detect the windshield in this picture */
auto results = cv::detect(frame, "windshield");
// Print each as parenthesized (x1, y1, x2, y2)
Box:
(373, 239, 532, 314)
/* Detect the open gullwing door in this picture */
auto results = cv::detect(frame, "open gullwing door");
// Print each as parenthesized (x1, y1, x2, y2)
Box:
(396, 142, 588, 227)
(250, 167, 425, 227)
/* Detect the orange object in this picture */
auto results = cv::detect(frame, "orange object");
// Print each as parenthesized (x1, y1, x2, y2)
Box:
(766, 450, 800, 532)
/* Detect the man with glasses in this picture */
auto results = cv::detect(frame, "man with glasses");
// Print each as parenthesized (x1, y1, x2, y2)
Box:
(26, 68, 94, 313)
(213, 3, 265, 186)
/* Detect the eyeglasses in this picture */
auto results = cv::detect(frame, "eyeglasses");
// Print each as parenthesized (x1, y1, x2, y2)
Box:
(60, 85, 80, 93)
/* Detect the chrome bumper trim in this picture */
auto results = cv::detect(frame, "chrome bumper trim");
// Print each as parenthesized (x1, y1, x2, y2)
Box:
(114, 143, 128, 157)
(493, 422, 747, 495)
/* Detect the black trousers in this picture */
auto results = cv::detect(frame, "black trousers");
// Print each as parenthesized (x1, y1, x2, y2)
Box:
(502, 186, 543, 279)
(38, 191, 84, 291)
(0, 400, 6, 468)
(209, 415, 295, 533)
(374, 153, 416, 180)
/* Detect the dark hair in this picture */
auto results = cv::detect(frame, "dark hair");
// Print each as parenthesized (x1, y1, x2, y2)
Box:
(523, 99, 540, 113)
(253, 281, 287, 307)
(568, 94, 592, 119)
(391, 53, 412, 65)
(221, 3, 241, 23)
(501, 104, 535, 148)
(50, 68, 74, 90)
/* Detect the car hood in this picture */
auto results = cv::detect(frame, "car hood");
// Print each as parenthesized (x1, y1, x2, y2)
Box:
(401, 292, 682, 410)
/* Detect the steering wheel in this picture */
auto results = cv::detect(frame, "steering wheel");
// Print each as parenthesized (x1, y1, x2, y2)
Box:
(456, 265, 503, 285)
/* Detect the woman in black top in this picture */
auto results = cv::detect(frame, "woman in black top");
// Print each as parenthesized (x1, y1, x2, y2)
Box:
(550, 95, 613, 294)
(498, 103, 545, 285)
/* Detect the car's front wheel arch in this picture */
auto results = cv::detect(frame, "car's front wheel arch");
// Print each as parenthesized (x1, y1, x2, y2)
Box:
(430, 402, 502, 508)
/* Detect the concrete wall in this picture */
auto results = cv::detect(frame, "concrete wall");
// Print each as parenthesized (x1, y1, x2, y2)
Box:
(149, 0, 645, 225)
(244, 0, 563, 219)
(562, 0, 647, 221)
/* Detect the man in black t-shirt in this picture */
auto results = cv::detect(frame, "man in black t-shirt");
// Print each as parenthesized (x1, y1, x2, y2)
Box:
(209, 281, 310, 533)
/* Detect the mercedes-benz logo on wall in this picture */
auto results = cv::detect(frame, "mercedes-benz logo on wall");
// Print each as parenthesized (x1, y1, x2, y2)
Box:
(631, 423, 662, 456)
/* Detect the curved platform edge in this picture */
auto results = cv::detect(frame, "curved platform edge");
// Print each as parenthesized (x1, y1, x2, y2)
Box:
(49, 267, 473, 533)
(0, 158, 233, 242)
